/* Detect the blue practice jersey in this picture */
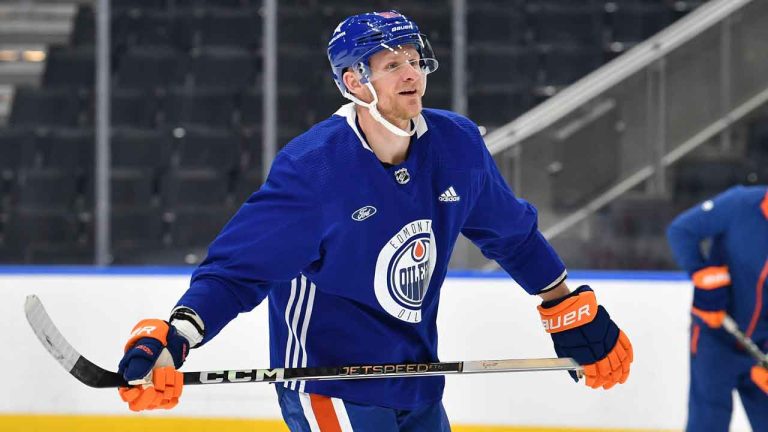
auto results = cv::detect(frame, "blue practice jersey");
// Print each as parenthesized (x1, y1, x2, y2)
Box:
(176, 103, 567, 409)
(667, 185, 768, 344)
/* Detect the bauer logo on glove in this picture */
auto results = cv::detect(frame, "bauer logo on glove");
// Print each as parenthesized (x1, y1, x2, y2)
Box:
(540, 289, 597, 333)
(538, 285, 633, 390)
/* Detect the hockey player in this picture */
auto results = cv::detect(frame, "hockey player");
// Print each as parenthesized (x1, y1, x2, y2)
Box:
(116, 11, 633, 430)
(667, 185, 768, 432)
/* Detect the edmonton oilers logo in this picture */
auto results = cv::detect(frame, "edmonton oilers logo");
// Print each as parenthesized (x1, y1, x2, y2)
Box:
(389, 237, 430, 308)
(374, 219, 436, 323)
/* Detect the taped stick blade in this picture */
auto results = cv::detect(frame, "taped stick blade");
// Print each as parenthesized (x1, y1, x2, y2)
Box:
(25, 295, 125, 388)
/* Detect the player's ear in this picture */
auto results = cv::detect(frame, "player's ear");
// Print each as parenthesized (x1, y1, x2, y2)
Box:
(342, 69, 363, 97)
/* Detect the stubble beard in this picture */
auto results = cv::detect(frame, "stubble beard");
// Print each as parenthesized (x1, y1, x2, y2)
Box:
(380, 96, 422, 128)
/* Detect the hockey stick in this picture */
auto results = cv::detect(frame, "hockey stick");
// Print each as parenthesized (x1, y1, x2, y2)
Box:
(25, 294, 583, 388)
(722, 314, 768, 368)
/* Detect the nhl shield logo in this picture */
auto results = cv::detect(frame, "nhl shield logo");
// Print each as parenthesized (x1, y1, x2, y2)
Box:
(374, 219, 436, 323)
(394, 168, 410, 185)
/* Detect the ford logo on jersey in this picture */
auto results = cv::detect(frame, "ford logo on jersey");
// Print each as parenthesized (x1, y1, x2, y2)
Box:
(351, 205, 377, 221)
(374, 219, 437, 323)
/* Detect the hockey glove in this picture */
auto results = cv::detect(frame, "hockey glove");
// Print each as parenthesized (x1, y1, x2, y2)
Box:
(117, 319, 189, 411)
(690, 266, 731, 328)
(538, 285, 633, 390)
(752, 366, 768, 394)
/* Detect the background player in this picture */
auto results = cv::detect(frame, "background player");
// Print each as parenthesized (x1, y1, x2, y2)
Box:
(115, 11, 633, 430)
(667, 185, 768, 431)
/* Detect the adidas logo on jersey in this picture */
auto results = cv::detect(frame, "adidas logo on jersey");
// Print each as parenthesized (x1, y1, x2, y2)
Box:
(438, 186, 460, 202)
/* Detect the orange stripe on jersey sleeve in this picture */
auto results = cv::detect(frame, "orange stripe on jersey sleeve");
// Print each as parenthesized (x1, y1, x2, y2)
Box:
(745, 257, 768, 339)
(692, 266, 731, 290)
(309, 394, 342, 432)
(690, 324, 700, 354)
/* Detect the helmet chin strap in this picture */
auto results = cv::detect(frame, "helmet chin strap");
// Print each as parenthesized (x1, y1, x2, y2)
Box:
(344, 82, 418, 137)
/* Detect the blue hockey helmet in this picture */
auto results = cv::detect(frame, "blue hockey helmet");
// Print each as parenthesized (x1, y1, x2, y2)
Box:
(327, 11, 438, 98)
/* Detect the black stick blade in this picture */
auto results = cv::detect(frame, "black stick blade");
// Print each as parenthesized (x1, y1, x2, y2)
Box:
(25, 295, 127, 388)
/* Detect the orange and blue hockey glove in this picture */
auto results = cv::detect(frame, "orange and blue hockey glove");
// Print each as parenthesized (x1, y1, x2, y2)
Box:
(752, 366, 768, 394)
(538, 285, 633, 390)
(117, 319, 189, 411)
(690, 266, 731, 328)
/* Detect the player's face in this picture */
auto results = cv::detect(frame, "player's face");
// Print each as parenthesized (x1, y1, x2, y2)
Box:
(367, 46, 425, 125)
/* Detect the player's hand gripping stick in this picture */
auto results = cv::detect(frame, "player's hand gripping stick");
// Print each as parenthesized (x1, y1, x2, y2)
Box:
(117, 319, 189, 411)
(538, 285, 633, 390)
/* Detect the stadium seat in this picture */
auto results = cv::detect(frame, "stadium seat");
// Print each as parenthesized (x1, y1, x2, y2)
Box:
(747, 119, 768, 158)
(9, 87, 82, 128)
(241, 127, 262, 171)
(189, 46, 256, 89)
(161, 168, 231, 208)
(25, 243, 94, 265)
(240, 87, 263, 127)
(468, 86, 531, 128)
(32, 128, 94, 173)
(609, 3, 671, 46)
(409, 9, 451, 45)
(0, 129, 35, 173)
(197, 8, 262, 48)
(113, 10, 177, 49)
(175, 127, 242, 171)
(71, 6, 95, 46)
(427, 47, 452, 90)
(112, 169, 157, 208)
(673, 158, 751, 207)
(537, 45, 603, 88)
(13, 170, 80, 211)
(110, 88, 160, 128)
(310, 85, 345, 125)
(163, 87, 236, 128)
(43, 46, 95, 88)
(168, 206, 233, 247)
(608, 195, 677, 237)
(279, 7, 326, 46)
(467, 5, 527, 45)
(4, 208, 80, 246)
(172, 0, 256, 9)
(112, 0, 168, 12)
(423, 85, 452, 111)
(277, 87, 312, 129)
(80, 167, 158, 209)
(528, 2, 604, 46)
(278, 46, 326, 88)
(234, 167, 263, 204)
(111, 206, 165, 248)
(111, 128, 172, 170)
(115, 46, 188, 89)
(468, 45, 536, 87)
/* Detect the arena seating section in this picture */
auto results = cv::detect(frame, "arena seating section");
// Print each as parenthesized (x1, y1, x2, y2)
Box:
(1, 0, 763, 268)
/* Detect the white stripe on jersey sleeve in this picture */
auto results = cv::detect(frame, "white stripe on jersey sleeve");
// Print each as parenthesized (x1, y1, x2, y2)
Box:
(289, 278, 308, 390)
(283, 277, 299, 389)
(298, 277, 316, 393)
